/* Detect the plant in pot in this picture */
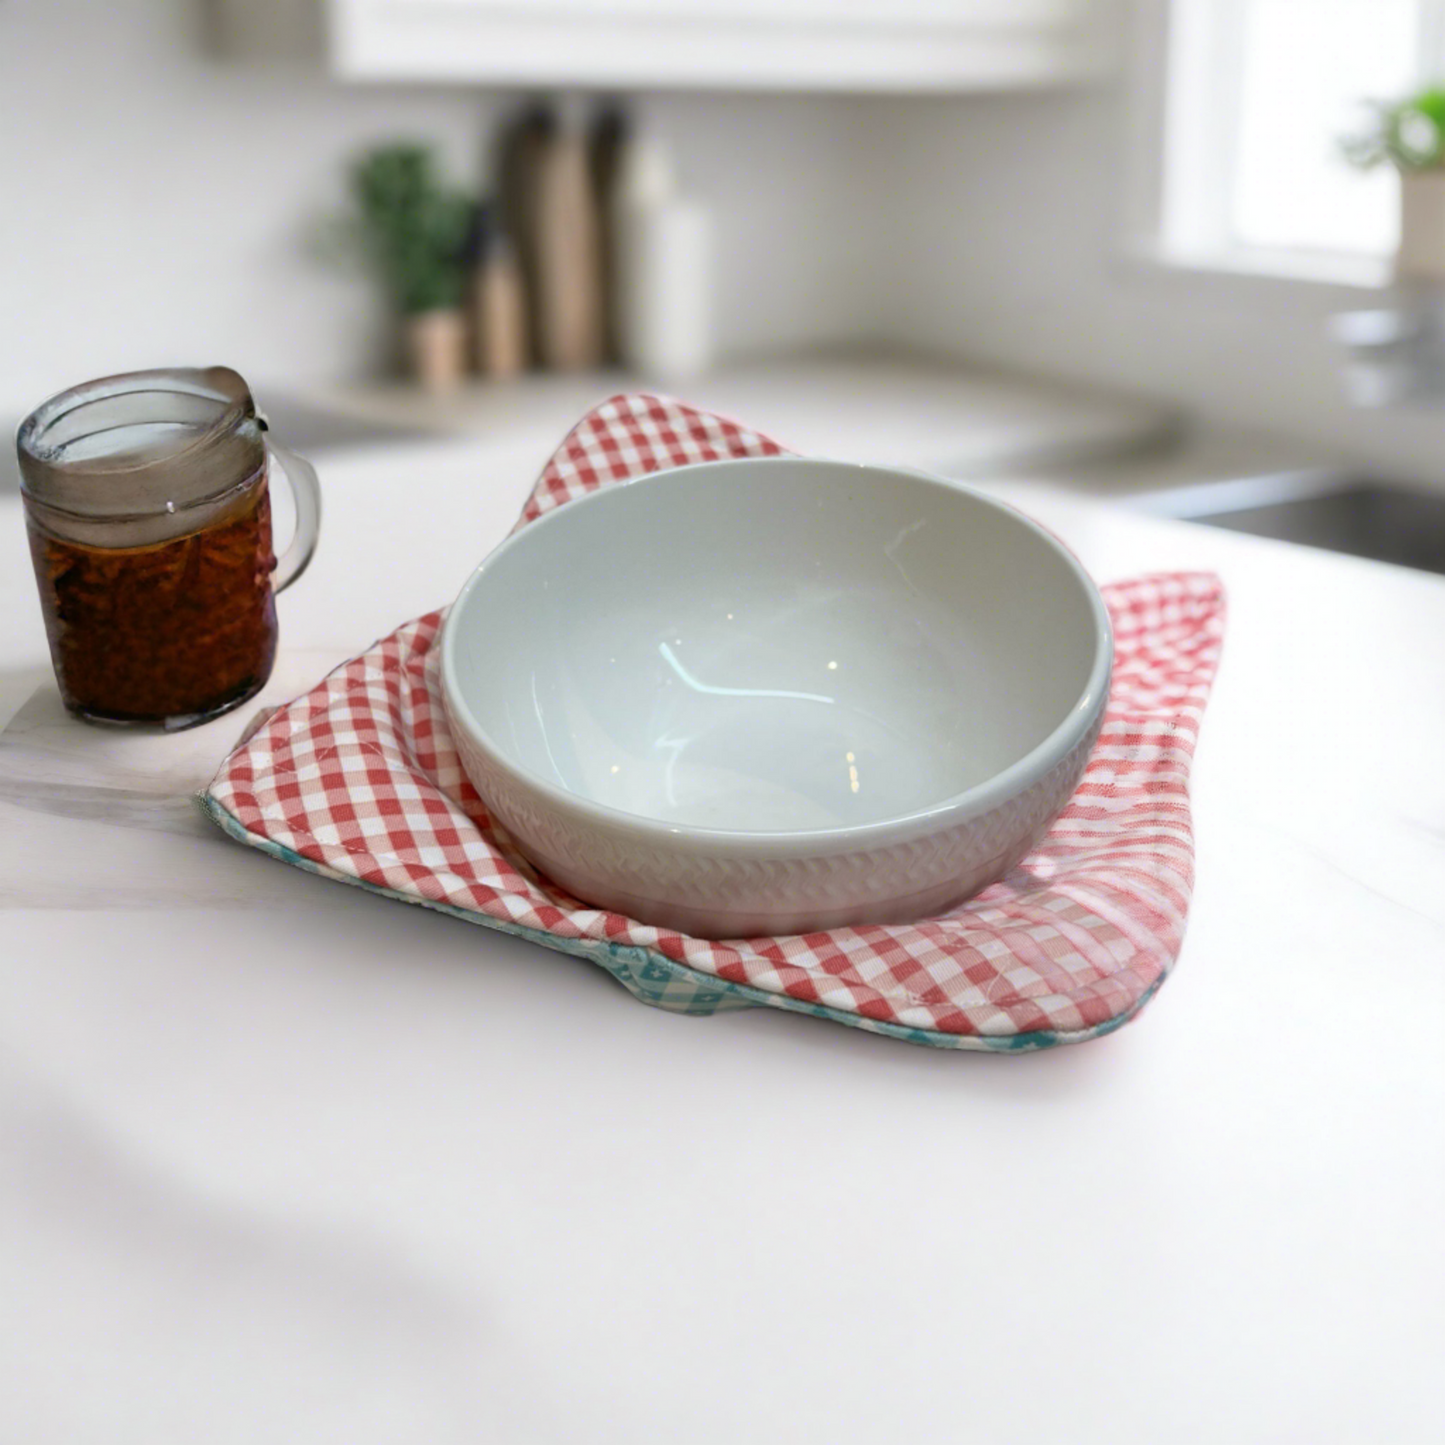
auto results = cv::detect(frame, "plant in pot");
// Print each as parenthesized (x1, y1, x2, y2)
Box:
(348, 144, 474, 390)
(1343, 86, 1445, 279)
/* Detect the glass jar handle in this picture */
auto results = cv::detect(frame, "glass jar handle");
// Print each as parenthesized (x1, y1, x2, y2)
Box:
(266, 440, 321, 594)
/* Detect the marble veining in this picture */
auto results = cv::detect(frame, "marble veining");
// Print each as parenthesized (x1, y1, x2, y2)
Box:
(1, 438, 1442, 1445)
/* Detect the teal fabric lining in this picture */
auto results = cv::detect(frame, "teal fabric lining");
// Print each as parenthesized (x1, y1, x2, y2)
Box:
(199, 793, 1160, 1053)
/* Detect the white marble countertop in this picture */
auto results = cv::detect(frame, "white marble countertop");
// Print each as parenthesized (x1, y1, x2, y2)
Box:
(2, 431, 1442, 1444)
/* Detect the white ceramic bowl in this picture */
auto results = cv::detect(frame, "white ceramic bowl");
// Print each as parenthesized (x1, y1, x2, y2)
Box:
(442, 458, 1112, 938)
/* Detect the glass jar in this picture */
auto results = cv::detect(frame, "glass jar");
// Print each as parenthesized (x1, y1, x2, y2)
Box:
(17, 367, 320, 730)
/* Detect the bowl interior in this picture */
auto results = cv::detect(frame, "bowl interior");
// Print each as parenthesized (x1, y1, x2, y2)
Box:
(447, 459, 1106, 834)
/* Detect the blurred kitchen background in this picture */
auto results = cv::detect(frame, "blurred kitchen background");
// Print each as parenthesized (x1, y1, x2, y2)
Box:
(7, 0, 1445, 571)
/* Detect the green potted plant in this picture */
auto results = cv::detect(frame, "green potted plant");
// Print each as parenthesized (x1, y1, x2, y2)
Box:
(348, 144, 475, 389)
(1343, 86, 1445, 279)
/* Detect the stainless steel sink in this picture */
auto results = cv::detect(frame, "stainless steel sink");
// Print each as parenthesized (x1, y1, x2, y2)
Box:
(1135, 470, 1445, 576)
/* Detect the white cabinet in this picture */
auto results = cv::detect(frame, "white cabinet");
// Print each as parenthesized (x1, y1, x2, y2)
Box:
(321, 0, 1109, 92)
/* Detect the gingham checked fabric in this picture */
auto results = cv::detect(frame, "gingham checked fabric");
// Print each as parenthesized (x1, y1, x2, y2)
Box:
(204, 394, 1225, 1051)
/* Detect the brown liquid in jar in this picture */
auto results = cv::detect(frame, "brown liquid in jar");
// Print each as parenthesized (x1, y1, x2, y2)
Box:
(28, 479, 279, 727)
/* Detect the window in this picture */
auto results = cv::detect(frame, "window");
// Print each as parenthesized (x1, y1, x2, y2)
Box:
(1149, 0, 1445, 278)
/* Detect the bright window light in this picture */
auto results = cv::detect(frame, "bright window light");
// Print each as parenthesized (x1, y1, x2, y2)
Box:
(1232, 0, 1416, 256)
(1159, 0, 1443, 270)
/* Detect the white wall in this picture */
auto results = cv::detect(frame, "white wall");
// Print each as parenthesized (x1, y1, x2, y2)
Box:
(0, 0, 870, 412)
(8, 2, 1442, 489)
(865, 87, 1445, 489)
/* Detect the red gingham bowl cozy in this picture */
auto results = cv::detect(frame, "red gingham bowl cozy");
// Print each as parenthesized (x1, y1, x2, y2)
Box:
(204, 395, 1225, 1051)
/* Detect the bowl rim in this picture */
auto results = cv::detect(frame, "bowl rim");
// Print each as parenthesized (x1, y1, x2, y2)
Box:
(440, 456, 1113, 854)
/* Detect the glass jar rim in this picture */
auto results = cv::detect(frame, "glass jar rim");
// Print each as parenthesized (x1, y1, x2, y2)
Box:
(16, 366, 265, 520)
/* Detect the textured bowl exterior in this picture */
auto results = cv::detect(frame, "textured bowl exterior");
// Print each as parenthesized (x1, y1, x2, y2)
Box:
(445, 685, 1107, 938)
(442, 456, 1114, 939)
